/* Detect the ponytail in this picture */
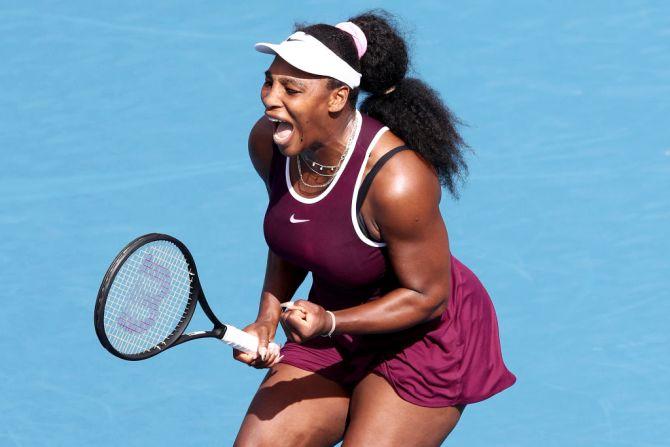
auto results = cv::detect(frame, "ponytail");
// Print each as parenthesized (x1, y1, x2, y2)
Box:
(352, 10, 469, 199)
(297, 9, 470, 198)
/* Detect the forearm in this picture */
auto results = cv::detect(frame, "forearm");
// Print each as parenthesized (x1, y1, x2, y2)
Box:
(331, 287, 448, 335)
(256, 249, 308, 324)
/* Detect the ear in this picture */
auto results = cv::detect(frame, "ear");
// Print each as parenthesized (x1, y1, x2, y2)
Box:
(327, 85, 350, 113)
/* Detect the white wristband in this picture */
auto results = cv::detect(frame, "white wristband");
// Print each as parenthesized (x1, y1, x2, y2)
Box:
(321, 310, 336, 337)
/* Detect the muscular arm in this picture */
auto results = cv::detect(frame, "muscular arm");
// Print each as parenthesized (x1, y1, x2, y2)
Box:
(256, 249, 308, 324)
(332, 150, 452, 334)
(248, 116, 309, 325)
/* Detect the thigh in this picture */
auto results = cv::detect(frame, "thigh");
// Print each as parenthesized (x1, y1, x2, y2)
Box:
(234, 363, 351, 447)
(342, 373, 465, 447)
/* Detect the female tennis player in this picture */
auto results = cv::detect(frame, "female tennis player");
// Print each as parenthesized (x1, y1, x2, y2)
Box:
(233, 10, 516, 446)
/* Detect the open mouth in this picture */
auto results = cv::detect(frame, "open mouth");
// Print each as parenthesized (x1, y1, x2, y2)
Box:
(267, 116, 295, 146)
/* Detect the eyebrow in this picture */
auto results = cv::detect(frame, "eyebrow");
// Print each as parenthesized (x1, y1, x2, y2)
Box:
(264, 70, 306, 89)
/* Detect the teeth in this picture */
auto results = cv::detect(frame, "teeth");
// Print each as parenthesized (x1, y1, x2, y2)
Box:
(267, 117, 283, 123)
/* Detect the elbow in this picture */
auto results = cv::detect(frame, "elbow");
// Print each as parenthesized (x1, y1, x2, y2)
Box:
(419, 291, 450, 322)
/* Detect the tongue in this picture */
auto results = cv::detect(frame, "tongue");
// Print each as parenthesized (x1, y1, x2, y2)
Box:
(273, 122, 294, 146)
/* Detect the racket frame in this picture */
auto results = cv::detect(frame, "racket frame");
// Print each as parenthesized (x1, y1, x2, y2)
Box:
(94, 233, 230, 361)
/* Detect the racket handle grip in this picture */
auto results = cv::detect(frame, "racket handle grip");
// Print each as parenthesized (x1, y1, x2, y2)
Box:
(221, 325, 280, 355)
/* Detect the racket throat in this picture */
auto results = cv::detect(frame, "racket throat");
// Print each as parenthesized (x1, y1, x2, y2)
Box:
(212, 326, 226, 339)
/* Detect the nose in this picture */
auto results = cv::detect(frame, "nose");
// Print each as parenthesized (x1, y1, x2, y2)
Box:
(261, 82, 281, 111)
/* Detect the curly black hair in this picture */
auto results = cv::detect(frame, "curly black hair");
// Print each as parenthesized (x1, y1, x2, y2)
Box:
(296, 10, 470, 199)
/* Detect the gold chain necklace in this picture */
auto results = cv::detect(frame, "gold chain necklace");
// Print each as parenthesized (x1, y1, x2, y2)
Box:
(296, 113, 359, 189)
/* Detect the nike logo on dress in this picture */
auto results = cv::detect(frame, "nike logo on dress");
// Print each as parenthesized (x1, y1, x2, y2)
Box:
(290, 213, 310, 223)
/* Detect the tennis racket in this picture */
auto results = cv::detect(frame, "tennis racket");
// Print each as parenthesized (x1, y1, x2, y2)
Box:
(94, 233, 279, 361)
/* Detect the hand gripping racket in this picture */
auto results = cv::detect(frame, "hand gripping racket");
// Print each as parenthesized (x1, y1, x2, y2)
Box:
(94, 233, 279, 361)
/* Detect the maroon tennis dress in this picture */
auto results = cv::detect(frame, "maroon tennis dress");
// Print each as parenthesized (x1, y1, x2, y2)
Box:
(263, 111, 516, 407)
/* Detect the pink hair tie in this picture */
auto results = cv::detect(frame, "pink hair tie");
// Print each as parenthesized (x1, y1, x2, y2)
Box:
(335, 21, 367, 59)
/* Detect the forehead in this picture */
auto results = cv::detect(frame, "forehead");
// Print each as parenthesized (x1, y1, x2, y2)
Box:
(265, 56, 326, 84)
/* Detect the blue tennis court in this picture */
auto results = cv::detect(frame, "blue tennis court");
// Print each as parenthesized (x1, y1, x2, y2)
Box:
(1, 1, 668, 445)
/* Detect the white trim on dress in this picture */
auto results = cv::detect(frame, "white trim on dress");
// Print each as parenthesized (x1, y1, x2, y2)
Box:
(350, 126, 389, 248)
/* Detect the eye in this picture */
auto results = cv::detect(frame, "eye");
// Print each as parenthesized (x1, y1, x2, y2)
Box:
(263, 79, 272, 87)
(285, 88, 299, 95)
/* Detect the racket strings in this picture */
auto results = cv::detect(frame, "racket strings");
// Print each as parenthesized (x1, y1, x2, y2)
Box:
(103, 240, 193, 355)
(128, 243, 191, 350)
(108, 246, 189, 353)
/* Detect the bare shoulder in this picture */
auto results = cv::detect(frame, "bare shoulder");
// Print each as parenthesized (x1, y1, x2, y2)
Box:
(367, 130, 441, 205)
(365, 130, 442, 237)
(248, 116, 275, 188)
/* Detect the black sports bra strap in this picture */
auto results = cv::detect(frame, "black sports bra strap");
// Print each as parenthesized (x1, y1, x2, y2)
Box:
(355, 145, 410, 243)
(356, 145, 410, 213)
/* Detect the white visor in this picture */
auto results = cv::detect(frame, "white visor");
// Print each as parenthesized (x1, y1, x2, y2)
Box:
(255, 31, 361, 89)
